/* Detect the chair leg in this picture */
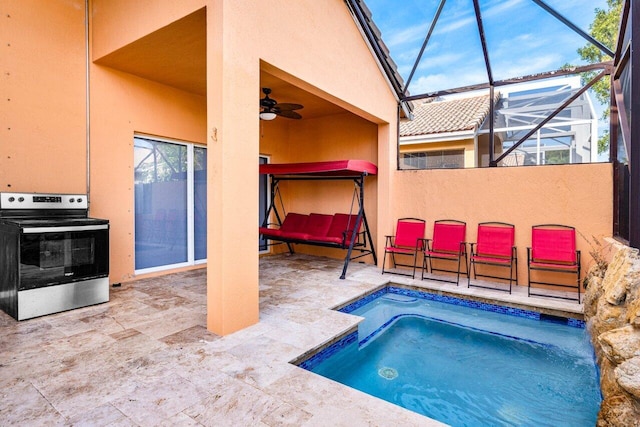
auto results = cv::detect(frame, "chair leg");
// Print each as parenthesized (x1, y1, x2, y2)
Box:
(381, 249, 388, 275)
(421, 255, 428, 280)
(411, 251, 418, 279)
(577, 266, 582, 304)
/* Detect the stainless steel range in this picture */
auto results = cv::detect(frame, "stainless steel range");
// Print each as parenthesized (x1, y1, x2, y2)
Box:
(0, 192, 109, 320)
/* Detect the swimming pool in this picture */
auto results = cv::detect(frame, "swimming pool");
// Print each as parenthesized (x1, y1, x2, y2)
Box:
(298, 287, 601, 426)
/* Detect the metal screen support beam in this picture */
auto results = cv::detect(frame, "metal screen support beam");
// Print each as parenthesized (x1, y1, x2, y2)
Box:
(472, 0, 493, 85)
(628, 0, 640, 248)
(404, 0, 447, 93)
(493, 68, 609, 166)
(488, 85, 495, 166)
(403, 62, 610, 103)
(531, 0, 615, 58)
(612, 0, 631, 242)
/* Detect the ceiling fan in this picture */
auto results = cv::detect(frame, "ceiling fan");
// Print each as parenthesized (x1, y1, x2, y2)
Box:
(259, 87, 303, 120)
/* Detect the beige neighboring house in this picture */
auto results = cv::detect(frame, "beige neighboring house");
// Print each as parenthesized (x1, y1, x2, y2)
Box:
(400, 76, 599, 169)
(399, 94, 499, 169)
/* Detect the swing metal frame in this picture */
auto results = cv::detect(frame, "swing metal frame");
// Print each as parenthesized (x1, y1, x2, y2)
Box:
(259, 161, 377, 279)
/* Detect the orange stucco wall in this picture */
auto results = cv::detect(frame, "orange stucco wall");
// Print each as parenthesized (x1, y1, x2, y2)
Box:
(389, 163, 613, 284)
(88, 67, 206, 283)
(1, 0, 87, 193)
(259, 112, 379, 260)
(206, 0, 397, 334)
(91, 0, 206, 61)
(4, 0, 396, 335)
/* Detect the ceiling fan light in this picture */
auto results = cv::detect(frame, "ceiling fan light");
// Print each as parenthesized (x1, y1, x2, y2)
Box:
(260, 111, 277, 121)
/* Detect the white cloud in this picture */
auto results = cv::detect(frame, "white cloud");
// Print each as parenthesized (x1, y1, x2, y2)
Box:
(409, 67, 490, 96)
(492, 53, 564, 81)
(481, 0, 526, 19)
(416, 51, 469, 71)
(386, 22, 428, 49)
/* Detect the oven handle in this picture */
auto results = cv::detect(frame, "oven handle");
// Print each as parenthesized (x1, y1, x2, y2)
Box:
(22, 224, 109, 234)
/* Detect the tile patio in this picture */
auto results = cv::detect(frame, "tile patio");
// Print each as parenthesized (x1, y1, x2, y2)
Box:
(0, 254, 583, 426)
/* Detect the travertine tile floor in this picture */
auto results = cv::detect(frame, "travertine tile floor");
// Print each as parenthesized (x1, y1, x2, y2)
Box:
(0, 254, 583, 426)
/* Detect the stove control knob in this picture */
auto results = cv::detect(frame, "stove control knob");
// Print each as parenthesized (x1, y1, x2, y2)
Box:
(77, 198, 83, 203)
(8, 196, 15, 202)
(69, 198, 75, 203)
(18, 197, 24, 202)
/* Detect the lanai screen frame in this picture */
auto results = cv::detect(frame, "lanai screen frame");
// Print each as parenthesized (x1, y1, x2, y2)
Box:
(347, 0, 638, 248)
(610, 0, 638, 246)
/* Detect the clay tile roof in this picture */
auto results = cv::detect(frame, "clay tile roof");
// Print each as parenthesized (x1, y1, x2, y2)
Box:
(345, 0, 407, 104)
(400, 94, 495, 137)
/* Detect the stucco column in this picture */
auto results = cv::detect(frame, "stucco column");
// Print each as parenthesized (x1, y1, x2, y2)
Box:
(206, 1, 259, 335)
(376, 122, 393, 266)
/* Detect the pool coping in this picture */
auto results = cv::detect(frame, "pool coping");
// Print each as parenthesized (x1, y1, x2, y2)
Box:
(290, 282, 586, 367)
(337, 282, 585, 321)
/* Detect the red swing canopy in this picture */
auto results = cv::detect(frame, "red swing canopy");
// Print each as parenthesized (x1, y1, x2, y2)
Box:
(259, 159, 377, 177)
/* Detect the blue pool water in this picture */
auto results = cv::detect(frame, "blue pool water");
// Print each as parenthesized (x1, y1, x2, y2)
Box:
(302, 288, 601, 426)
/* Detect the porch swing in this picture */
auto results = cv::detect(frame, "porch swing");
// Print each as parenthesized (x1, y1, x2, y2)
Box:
(259, 160, 377, 279)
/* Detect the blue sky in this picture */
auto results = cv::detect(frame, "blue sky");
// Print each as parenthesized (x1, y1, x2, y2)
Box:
(365, 0, 610, 96)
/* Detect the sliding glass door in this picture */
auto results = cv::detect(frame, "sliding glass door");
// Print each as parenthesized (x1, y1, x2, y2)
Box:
(259, 156, 269, 252)
(134, 135, 207, 272)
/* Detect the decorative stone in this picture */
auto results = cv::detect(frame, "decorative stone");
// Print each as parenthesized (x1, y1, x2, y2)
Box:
(627, 298, 640, 326)
(591, 297, 627, 338)
(616, 357, 640, 400)
(584, 273, 603, 318)
(597, 394, 640, 427)
(602, 249, 640, 306)
(598, 325, 640, 365)
(585, 243, 640, 425)
(597, 358, 618, 400)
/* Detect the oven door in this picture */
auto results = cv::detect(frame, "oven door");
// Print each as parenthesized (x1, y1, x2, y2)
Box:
(19, 224, 109, 290)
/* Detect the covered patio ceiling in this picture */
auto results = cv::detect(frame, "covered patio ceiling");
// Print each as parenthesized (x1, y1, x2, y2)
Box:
(93, 7, 350, 121)
(94, 8, 207, 96)
(259, 71, 349, 120)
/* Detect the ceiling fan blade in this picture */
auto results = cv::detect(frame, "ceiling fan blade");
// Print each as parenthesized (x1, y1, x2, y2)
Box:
(259, 88, 303, 120)
(275, 103, 304, 111)
(276, 110, 302, 119)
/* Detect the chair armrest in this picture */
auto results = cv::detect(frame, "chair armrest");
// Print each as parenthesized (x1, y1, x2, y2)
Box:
(459, 241, 467, 254)
(417, 238, 427, 250)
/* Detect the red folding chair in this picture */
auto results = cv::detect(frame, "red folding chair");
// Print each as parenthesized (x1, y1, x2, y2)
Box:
(468, 222, 517, 293)
(382, 218, 426, 279)
(422, 219, 467, 285)
(527, 224, 581, 303)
